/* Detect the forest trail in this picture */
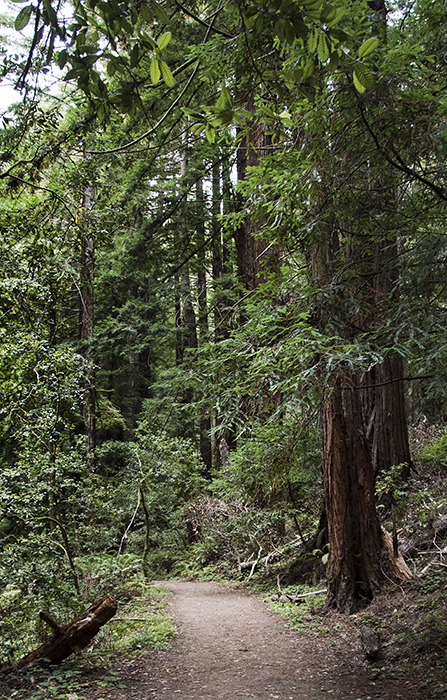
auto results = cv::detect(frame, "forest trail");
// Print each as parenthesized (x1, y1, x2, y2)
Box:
(87, 580, 429, 700)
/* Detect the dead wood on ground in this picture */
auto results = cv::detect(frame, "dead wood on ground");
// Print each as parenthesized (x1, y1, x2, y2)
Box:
(15, 594, 117, 669)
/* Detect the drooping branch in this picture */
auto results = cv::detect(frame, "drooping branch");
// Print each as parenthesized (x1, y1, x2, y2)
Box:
(357, 98, 447, 203)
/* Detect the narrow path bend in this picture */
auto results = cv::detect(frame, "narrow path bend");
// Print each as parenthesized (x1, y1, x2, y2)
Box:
(132, 581, 425, 700)
(97, 580, 428, 700)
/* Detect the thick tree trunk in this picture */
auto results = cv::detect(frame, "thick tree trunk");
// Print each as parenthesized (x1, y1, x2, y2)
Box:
(212, 160, 223, 307)
(360, 233, 411, 481)
(311, 206, 412, 611)
(234, 134, 257, 293)
(181, 270, 198, 352)
(179, 270, 198, 439)
(323, 379, 384, 612)
(323, 375, 412, 613)
(362, 354, 411, 480)
(16, 595, 117, 669)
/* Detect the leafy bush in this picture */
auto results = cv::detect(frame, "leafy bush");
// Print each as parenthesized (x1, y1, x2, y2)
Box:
(417, 429, 447, 469)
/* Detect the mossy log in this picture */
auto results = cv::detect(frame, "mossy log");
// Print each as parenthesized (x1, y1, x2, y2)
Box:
(16, 594, 117, 669)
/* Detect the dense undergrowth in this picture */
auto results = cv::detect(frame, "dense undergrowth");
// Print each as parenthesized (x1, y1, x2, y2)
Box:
(0, 574, 174, 700)
(2, 420, 447, 698)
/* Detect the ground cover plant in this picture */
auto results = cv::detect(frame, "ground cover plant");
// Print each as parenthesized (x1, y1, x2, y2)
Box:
(0, 573, 174, 700)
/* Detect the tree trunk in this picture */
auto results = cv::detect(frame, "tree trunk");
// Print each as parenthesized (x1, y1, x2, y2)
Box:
(180, 270, 198, 439)
(79, 184, 96, 471)
(362, 354, 411, 480)
(323, 378, 386, 612)
(196, 177, 212, 476)
(196, 177, 208, 344)
(16, 595, 117, 669)
(234, 132, 257, 293)
(234, 123, 277, 292)
(360, 231, 411, 482)
(181, 270, 198, 352)
(175, 275, 183, 365)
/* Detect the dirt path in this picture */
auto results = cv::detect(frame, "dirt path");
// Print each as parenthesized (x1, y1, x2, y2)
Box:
(85, 580, 430, 699)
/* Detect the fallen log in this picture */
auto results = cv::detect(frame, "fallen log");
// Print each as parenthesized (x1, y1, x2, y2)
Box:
(16, 594, 118, 669)
(270, 589, 327, 604)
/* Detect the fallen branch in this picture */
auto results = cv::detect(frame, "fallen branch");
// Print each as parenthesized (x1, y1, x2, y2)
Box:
(247, 547, 263, 581)
(420, 561, 447, 575)
(239, 539, 303, 575)
(15, 594, 117, 669)
(271, 577, 327, 604)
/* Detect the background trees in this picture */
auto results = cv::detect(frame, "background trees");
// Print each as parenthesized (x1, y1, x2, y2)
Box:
(2, 0, 447, 660)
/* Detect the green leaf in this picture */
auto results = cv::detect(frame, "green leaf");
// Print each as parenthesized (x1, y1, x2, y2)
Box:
(160, 60, 175, 87)
(304, 0, 323, 20)
(300, 0, 323, 7)
(320, 4, 336, 24)
(57, 49, 67, 69)
(283, 69, 295, 89)
(274, 18, 295, 44)
(139, 31, 156, 50)
(150, 56, 161, 85)
(317, 33, 330, 62)
(130, 44, 139, 68)
(353, 63, 374, 93)
(64, 67, 84, 81)
(328, 27, 349, 43)
(261, 105, 275, 117)
(97, 103, 106, 121)
(307, 30, 318, 53)
(328, 50, 339, 71)
(157, 31, 171, 50)
(327, 7, 345, 28)
(140, 2, 153, 23)
(205, 122, 216, 143)
(152, 0, 169, 24)
(211, 110, 234, 126)
(14, 4, 33, 31)
(358, 37, 379, 58)
(253, 13, 264, 36)
(181, 107, 204, 118)
(216, 86, 233, 111)
(43, 0, 57, 26)
(302, 58, 314, 80)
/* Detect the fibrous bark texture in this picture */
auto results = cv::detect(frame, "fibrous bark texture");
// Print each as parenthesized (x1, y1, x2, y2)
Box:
(323, 379, 384, 612)
(16, 594, 117, 669)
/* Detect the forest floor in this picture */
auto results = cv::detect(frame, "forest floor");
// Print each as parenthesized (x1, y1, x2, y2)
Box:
(3, 576, 445, 699)
(12, 578, 441, 700)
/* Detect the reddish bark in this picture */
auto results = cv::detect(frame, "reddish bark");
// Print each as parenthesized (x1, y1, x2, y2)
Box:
(323, 379, 384, 612)
(16, 595, 117, 669)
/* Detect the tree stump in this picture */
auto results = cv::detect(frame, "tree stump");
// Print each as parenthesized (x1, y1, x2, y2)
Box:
(360, 624, 383, 660)
(16, 594, 118, 669)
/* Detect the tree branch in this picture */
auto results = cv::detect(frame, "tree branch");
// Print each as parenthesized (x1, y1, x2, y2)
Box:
(174, 0, 234, 37)
(357, 97, 447, 202)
